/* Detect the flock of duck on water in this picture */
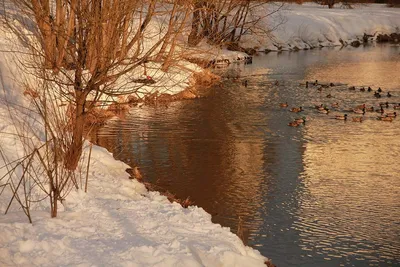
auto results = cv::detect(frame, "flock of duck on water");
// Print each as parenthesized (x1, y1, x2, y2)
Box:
(280, 80, 399, 127)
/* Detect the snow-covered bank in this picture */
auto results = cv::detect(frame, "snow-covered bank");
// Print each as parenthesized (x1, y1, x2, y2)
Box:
(0, 145, 266, 267)
(242, 3, 400, 51)
(189, 3, 400, 66)
(0, 10, 267, 267)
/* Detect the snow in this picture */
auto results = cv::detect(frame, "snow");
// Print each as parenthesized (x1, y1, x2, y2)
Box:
(0, 8, 267, 266)
(188, 3, 400, 63)
(240, 3, 400, 51)
(2, 2, 398, 266)
(0, 143, 261, 266)
(0, 146, 266, 267)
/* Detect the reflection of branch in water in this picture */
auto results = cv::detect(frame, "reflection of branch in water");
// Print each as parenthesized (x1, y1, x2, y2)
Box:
(236, 216, 248, 245)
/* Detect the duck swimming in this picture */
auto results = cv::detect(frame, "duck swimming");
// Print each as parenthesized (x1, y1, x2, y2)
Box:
(377, 87, 383, 93)
(290, 107, 303, 113)
(331, 102, 339, 108)
(288, 121, 300, 127)
(355, 104, 366, 109)
(318, 108, 329, 114)
(335, 114, 347, 120)
(353, 108, 366, 114)
(295, 117, 306, 123)
(386, 112, 397, 118)
(387, 92, 392, 97)
(379, 102, 389, 108)
(378, 116, 393, 122)
(280, 102, 289, 108)
(376, 107, 385, 114)
(367, 86, 372, 92)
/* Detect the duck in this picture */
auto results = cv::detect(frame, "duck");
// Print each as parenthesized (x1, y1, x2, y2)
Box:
(379, 102, 389, 108)
(306, 81, 309, 88)
(243, 80, 248, 87)
(377, 87, 383, 93)
(386, 112, 397, 118)
(280, 102, 288, 108)
(352, 117, 363, 122)
(355, 103, 366, 109)
(330, 82, 335, 87)
(367, 86, 372, 92)
(335, 114, 347, 120)
(374, 91, 381, 98)
(295, 117, 306, 123)
(376, 107, 385, 114)
(326, 93, 332, 98)
(387, 92, 392, 97)
(318, 105, 328, 111)
(378, 116, 393, 122)
(290, 107, 303, 113)
(288, 121, 300, 127)
(348, 86, 356, 90)
(353, 107, 366, 114)
(360, 87, 365, 92)
(314, 80, 319, 86)
(331, 102, 339, 108)
(318, 108, 329, 114)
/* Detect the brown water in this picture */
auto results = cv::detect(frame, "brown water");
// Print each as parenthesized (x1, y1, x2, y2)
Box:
(93, 45, 400, 267)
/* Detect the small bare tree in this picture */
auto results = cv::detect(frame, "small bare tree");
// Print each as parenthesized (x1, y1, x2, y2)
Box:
(5, 0, 192, 171)
(187, 0, 285, 48)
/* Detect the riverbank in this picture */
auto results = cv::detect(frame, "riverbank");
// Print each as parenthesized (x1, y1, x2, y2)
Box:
(0, 14, 268, 267)
(2, 3, 399, 266)
(243, 3, 400, 52)
(185, 3, 400, 68)
(0, 144, 267, 266)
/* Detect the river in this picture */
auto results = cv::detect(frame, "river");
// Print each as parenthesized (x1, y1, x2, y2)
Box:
(92, 44, 400, 267)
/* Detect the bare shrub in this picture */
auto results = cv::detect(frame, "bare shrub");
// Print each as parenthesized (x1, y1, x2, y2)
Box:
(0, 61, 93, 220)
(4, 0, 194, 171)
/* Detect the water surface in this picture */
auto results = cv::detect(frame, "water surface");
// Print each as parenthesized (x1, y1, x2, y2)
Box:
(93, 45, 400, 267)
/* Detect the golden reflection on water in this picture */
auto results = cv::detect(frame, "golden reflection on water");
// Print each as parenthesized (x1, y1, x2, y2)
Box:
(298, 120, 400, 262)
(307, 61, 400, 89)
(95, 87, 267, 240)
(94, 45, 400, 266)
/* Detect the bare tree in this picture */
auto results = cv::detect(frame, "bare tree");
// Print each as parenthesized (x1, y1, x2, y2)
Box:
(187, 0, 285, 48)
(4, 0, 191, 171)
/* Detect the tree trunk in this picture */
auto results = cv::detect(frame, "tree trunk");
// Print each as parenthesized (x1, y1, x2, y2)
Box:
(31, 0, 56, 69)
(51, 190, 58, 217)
(188, 1, 203, 46)
(65, 90, 86, 171)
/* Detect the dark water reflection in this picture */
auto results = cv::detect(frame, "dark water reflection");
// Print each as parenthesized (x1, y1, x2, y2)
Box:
(93, 45, 400, 267)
